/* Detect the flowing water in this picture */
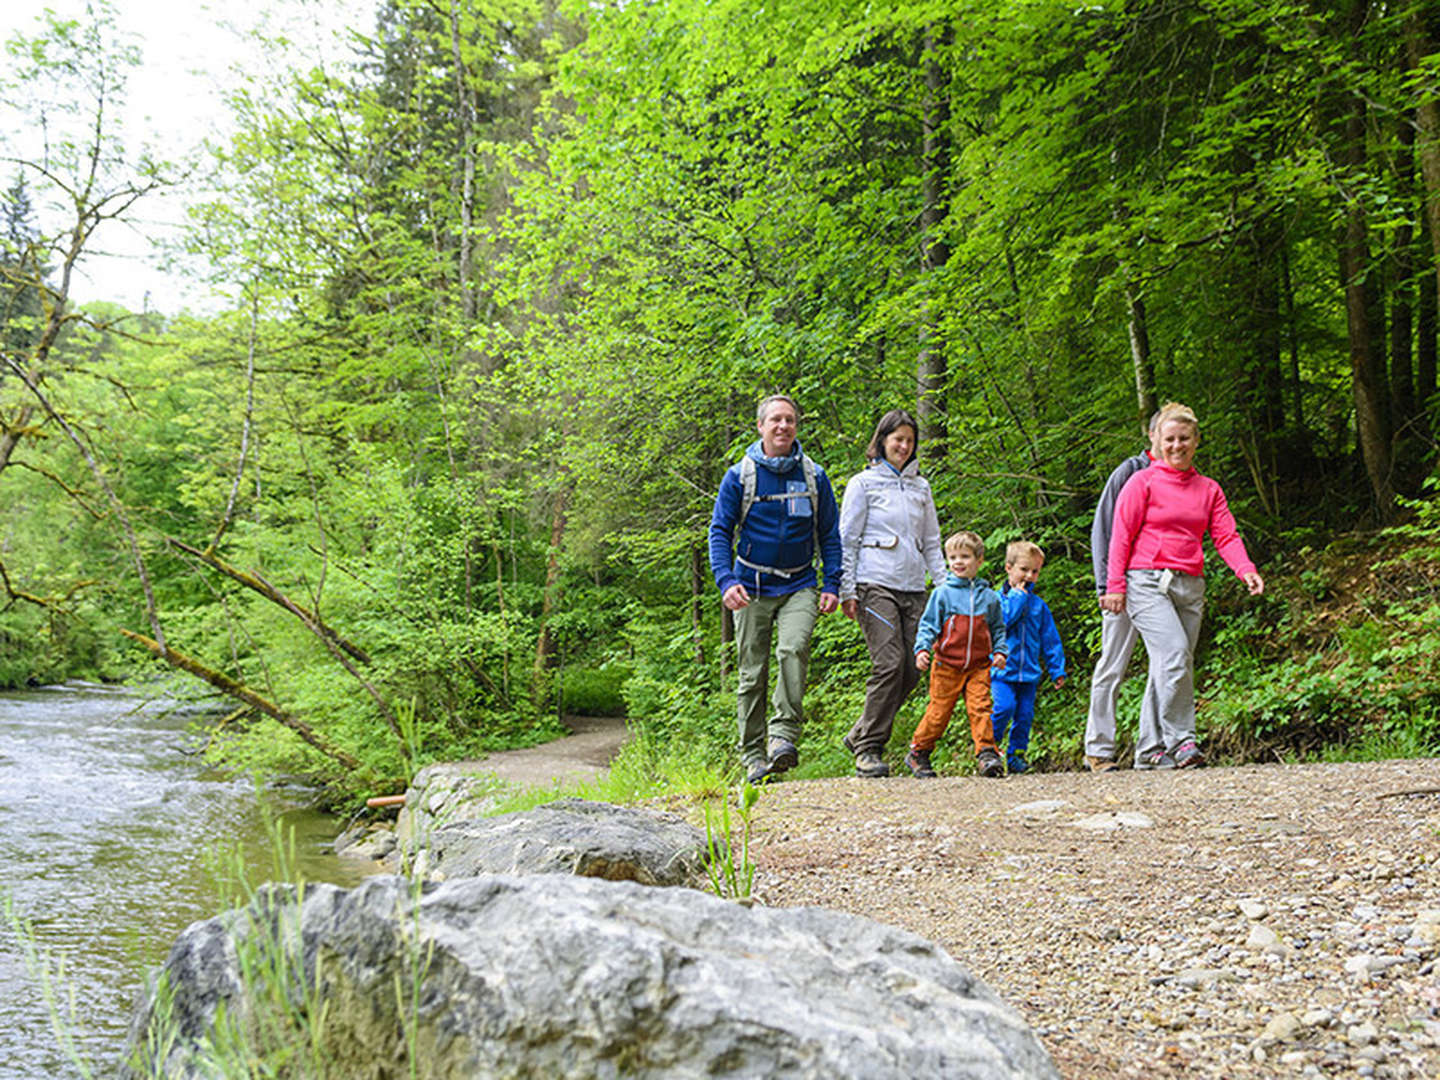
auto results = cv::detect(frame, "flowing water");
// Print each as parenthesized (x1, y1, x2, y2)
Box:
(0, 684, 369, 1078)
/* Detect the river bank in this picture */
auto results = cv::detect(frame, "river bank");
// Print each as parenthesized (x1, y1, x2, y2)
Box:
(0, 685, 362, 1079)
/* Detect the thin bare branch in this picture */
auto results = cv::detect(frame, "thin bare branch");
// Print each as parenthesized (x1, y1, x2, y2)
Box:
(210, 287, 259, 552)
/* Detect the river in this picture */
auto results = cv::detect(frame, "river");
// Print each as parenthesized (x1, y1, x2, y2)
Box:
(0, 684, 368, 1078)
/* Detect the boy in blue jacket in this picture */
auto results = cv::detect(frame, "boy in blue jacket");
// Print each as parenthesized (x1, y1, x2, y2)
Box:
(992, 541, 1066, 774)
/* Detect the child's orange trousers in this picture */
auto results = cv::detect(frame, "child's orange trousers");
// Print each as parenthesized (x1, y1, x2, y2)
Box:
(911, 659, 997, 756)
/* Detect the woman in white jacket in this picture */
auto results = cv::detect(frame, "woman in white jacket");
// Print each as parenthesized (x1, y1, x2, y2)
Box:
(839, 409, 947, 777)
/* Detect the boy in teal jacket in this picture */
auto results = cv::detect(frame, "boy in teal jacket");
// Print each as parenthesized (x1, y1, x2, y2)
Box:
(909, 531, 1008, 778)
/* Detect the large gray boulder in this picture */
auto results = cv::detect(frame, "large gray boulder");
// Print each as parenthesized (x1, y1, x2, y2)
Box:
(122, 873, 1059, 1079)
(420, 797, 711, 885)
(390, 761, 508, 867)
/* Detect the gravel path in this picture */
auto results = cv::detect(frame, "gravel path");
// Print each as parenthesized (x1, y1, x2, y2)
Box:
(749, 758, 1440, 1080)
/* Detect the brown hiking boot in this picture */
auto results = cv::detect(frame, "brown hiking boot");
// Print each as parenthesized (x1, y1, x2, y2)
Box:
(855, 751, 889, 778)
(904, 747, 937, 778)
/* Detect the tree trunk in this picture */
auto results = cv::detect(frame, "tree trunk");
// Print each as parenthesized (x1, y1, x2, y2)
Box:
(1340, 111, 1396, 520)
(1124, 285, 1157, 435)
(448, 0, 478, 323)
(1419, 211, 1438, 434)
(1280, 238, 1305, 431)
(533, 489, 569, 698)
(1328, 0, 1394, 521)
(916, 24, 951, 463)
(1390, 120, 1418, 430)
(1409, 14, 1440, 434)
(689, 543, 706, 666)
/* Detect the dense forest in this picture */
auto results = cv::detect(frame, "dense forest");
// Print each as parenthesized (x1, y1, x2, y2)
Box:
(2, 0, 1438, 803)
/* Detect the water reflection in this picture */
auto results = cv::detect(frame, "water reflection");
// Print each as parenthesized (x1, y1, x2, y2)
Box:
(0, 685, 368, 1079)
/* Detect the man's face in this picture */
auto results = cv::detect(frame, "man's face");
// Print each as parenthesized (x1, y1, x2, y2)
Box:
(947, 547, 982, 579)
(757, 400, 798, 457)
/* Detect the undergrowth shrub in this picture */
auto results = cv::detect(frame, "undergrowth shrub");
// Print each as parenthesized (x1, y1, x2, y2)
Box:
(556, 665, 631, 716)
(1195, 491, 1440, 762)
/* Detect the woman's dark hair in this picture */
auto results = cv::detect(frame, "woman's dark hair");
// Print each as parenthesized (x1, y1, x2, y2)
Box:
(866, 409, 920, 463)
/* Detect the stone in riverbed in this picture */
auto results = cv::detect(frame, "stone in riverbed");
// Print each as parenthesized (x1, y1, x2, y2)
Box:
(120, 873, 1061, 1080)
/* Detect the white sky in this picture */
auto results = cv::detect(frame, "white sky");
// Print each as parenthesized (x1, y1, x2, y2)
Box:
(1, 0, 361, 315)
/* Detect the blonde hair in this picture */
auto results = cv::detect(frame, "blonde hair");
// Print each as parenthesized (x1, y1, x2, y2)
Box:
(944, 530, 984, 560)
(1157, 401, 1198, 431)
(1005, 540, 1045, 566)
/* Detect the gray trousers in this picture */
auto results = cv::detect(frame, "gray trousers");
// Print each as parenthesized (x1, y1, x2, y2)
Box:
(844, 583, 928, 755)
(734, 587, 818, 767)
(1125, 568, 1206, 757)
(1084, 609, 1160, 761)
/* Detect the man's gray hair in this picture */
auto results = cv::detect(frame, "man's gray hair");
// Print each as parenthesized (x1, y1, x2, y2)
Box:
(757, 393, 799, 422)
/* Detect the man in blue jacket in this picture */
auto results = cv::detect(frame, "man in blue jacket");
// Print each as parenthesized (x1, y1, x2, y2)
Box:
(709, 394, 843, 784)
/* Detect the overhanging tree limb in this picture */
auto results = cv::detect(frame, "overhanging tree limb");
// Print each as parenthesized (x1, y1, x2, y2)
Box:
(167, 536, 406, 757)
(165, 536, 372, 666)
(118, 628, 361, 771)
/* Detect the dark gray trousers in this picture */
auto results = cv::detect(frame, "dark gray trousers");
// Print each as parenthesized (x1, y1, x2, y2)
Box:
(844, 583, 928, 755)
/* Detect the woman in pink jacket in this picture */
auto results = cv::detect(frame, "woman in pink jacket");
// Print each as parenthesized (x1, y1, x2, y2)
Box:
(1100, 403, 1264, 769)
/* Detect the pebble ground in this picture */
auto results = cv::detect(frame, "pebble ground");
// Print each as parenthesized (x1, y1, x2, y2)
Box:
(752, 758, 1440, 1079)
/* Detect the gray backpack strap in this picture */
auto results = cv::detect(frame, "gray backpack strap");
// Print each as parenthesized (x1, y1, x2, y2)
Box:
(738, 455, 758, 527)
(802, 454, 819, 555)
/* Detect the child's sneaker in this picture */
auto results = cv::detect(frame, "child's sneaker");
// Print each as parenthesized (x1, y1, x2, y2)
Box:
(904, 747, 937, 778)
(745, 760, 772, 785)
(1084, 756, 1118, 773)
(1007, 754, 1029, 775)
(978, 749, 1004, 778)
(1134, 749, 1175, 770)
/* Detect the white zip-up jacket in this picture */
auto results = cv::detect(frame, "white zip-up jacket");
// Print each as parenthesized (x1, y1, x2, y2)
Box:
(838, 459, 946, 602)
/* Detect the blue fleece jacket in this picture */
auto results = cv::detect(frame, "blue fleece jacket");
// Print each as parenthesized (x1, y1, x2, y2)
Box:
(993, 584, 1066, 685)
(708, 439, 843, 598)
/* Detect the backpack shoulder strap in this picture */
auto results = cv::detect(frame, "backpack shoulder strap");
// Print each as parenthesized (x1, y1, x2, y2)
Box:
(802, 454, 819, 552)
(738, 455, 757, 527)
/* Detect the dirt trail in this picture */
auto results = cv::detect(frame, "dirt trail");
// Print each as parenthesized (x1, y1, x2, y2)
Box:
(459, 714, 630, 788)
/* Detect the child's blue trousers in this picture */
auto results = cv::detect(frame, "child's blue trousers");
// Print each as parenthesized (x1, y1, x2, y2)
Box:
(991, 679, 1038, 766)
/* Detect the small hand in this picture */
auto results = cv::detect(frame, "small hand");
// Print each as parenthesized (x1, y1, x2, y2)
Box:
(993, 653, 1007, 671)
(722, 584, 751, 611)
(1242, 571, 1264, 596)
(915, 650, 931, 671)
(1099, 592, 1126, 614)
(841, 598, 858, 621)
(818, 592, 839, 615)
(1053, 675, 1066, 690)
